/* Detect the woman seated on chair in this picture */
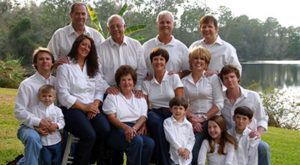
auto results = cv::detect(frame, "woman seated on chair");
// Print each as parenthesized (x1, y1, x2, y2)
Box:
(56, 34, 110, 165)
(102, 65, 155, 165)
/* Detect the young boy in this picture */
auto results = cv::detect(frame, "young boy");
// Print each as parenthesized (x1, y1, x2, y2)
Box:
(228, 106, 260, 165)
(163, 97, 195, 165)
(32, 85, 65, 165)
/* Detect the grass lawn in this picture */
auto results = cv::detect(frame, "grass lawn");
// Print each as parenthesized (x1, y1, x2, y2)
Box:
(0, 88, 300, 164)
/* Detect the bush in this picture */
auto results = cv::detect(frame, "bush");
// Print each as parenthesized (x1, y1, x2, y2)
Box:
(0, 58, 26, 88)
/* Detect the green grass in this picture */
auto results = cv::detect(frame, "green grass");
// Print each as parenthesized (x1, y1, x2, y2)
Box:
(0, 88, 299, 164)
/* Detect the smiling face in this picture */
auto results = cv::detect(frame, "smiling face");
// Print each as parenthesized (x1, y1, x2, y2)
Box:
(171, 105, 186, 122)
(200, 22, 218, 44)
(152, 55, 167, 72)
(39, 91, 56, 106)
(119, 74, 134, 94)
(70, 4, 87, 27)
(190, 57, 208, 71)
(77, 38, 91, 60)
(34, 52, 54, 73)
(157, 14, 174, 36)
(108, 16, 125, 44)
(208, 120, 222, 141)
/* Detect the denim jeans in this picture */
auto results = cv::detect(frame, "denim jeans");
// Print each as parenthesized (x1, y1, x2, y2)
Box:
(191, 121, 208, 165)
(17, 125, 42, 165)
(62, 107, 111, 165)
(107, 123, 155, 165)
(258, 140, 271, 165)
(40, 142, 62, 165)
(146, 108, 172, 165)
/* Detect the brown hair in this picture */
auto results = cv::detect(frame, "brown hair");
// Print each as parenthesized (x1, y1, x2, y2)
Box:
(150, 47, 169, 63)
(32, 47, 54, 70)
(38, 84, 56, 97)
(70, 2, 87, 14)
(207, 115, 237, 154)
(219, 65, 241, 83)
(199, 15, 218, 29)
(67, 34, 98, 78)
(115, 65, 137, 88)
(169, 96, 188, 109)
(234, 106, 254, 120)
(189, 46, 211, 70)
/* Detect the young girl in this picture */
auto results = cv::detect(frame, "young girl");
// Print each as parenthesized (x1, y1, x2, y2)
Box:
(197, 115, 237, 165)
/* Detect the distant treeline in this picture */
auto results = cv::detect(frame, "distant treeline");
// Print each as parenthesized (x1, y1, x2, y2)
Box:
(1, 0, 300, 69)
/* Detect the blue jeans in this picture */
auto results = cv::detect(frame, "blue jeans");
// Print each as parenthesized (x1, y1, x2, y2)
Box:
(191, 121, 208, 165)
(258, 140, 271, 165)
(40, 142, 62, 165)
(147, 108, 172, 165)
(17, 125, 42, 165)
(62, 107, 111, 165)
(107, 123, 155, 165)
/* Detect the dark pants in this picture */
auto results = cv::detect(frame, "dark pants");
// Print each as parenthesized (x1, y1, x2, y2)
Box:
(107, 123, 155, 165)
(40, 142, 62, 165)
(146, 108, 172, 165)
(191, 121, 208, 165)
(62, 107, 110, 165)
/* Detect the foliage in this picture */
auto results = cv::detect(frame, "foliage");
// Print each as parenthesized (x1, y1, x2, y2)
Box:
(0, 58, 26, 88)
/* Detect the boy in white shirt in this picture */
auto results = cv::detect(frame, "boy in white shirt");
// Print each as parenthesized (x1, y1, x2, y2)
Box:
(32, 85, 65, 165)
(228, 106, 259, 165)
(164, 97, 195, 165)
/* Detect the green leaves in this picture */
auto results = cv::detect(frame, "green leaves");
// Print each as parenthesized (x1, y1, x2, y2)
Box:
(86, 4, 104, 36)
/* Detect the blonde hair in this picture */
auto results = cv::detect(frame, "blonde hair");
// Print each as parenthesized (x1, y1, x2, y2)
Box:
(189, 46, 211, 70)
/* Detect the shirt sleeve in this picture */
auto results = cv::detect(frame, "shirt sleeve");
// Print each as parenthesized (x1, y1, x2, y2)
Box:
(14, 83, 41, 128)
(225, 143, 236, 165)
(47, 30, 60, 60)
(55, 106, 65, 130)
(197, 140, 209, 165)
(172, 74, 184, 90)
(140, 98, 148, 118)
(141, 80, 150, 96)
(247, 137, 259, 165)
(102, 94, 117, 115)
(186, 123, 195, 152)
(254, 92, 268, 131)
(225, 46, 242, 75)
(56, 65, 77, 108)
(211, 75, 224, 112)
(180, 44, 190, 71)
(135, 43, 147, 90)
(94, 73, 109, 102)
(163, 118, 182, 150)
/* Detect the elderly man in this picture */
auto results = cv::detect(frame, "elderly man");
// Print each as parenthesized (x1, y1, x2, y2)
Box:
(190, 15, 242, 76)
(98, 14, 147, 94)
(14, 47, 56, 165)
(47, 2, 104, 64)
(143, 10, 189, 78)
(219, 65, 270, 165)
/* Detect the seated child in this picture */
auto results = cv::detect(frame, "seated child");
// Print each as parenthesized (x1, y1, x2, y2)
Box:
(197, 115, 237, 165)
(163, 97, 195, 165)
(32, 84, 65, 165)
(228, 106, 260, 165)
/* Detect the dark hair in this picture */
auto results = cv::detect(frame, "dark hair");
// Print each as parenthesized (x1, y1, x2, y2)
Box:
(115, 65, 137, 87)
(150, 47, 169, 63)
(200, 15, 218, 29)
(234, 106, 254, 120)
(169, 97, 188, 109)
(67, 34, 98, 78)
(207, 115, 237, 154)
(70, 2, 87, 13)
(219, 65, 241, 83)
(38, 84, 56, 96)
(32, 47, 54, 70)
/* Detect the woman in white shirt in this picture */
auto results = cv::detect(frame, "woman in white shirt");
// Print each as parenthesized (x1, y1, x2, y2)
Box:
(56, 35, 110, 165)
(142, 48, 184, 165)
(102, 65, 154, 165)
(182, 46, 224, 164)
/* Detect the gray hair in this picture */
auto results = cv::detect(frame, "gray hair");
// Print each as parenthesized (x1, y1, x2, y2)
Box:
(106, 14, 126, 27)
(156, 10, 174, 23)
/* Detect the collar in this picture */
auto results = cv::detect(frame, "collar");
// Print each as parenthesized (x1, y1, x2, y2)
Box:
(170, 116, 190, 125)
(38, 102, 55, 110)
(66, 24, 90, 36)
(224, 86, 248, 100)
(185, 71, 206, 84)
(200, 35, 223, 46)
(108, 36, 128, 46)
(150, 70, 169, 84)
(34, 72, 52, 82)
(154, 35, 176, 46)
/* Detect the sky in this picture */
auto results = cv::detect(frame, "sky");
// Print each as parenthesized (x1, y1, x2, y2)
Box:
(205, 0, 299, 27)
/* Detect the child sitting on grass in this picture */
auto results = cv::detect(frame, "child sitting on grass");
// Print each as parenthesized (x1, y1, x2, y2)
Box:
(164, 97, 195, 165)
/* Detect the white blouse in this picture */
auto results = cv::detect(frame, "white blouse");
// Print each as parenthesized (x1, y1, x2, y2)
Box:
(56, 61, 109, 108)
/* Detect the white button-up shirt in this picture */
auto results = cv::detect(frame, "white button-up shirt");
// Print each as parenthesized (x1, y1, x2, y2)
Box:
(198, 140, 237, 165)
(189, 36, 242, 74)
(102, 93, 147, 123)
(47, 24, 105, 60)
(222, 86, 269, 131)
(56, 61, 109, 108)
(14, 72, 56, 128)
(142, 71, 183, 109)
(31, 102, 65, 146)
(228, 127, 259, 165)
(143, 35, 189, 74)
(98, 36, 147, 89)
(182, 73, 224, 114)
(164, 116, 195, 165)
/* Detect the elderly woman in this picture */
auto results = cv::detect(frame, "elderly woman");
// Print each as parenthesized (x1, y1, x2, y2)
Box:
(56, 34, 110, 165)
(142, 48, 184, 165)
(102, 65, 154, 165)
(181, 46, 224, 165)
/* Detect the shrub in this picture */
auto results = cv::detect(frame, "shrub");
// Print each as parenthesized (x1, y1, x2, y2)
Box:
(0, 58, 26, 88)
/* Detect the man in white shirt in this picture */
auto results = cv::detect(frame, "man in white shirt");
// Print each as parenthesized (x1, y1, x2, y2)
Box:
(14, 47, 56, 165)
(190, 15, 242, 76)
(143, 10, 189, 78)
(98, 14, 147, 93)
(219, 65, 270, 165)
(47, 2, 105, 64)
